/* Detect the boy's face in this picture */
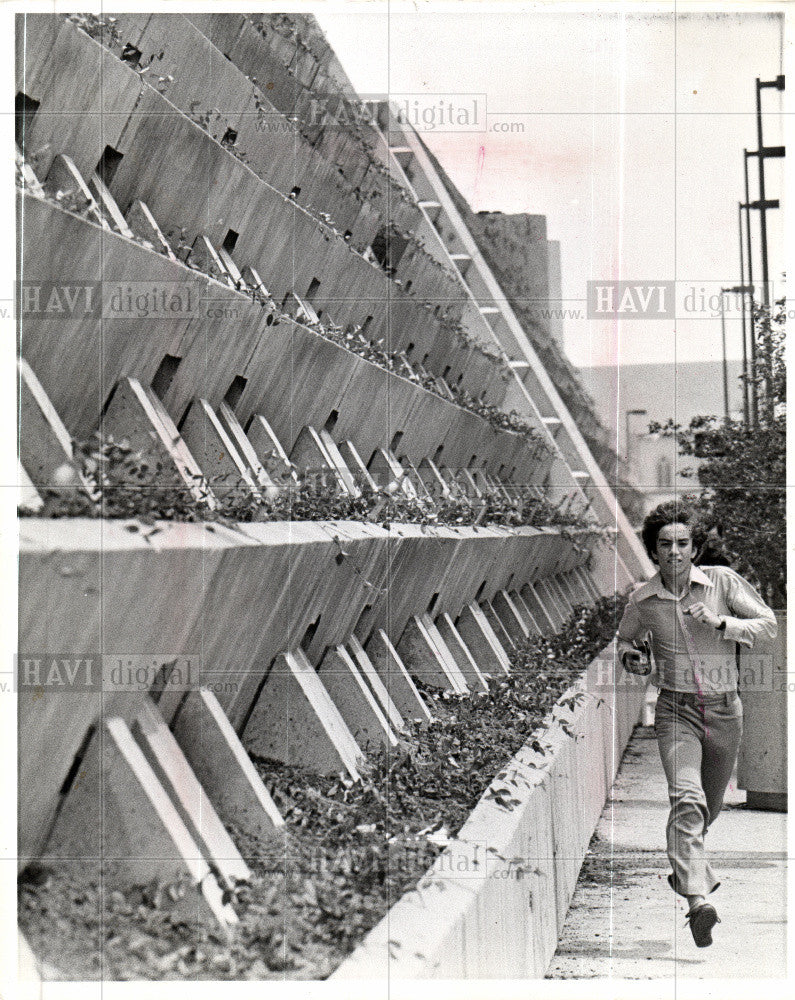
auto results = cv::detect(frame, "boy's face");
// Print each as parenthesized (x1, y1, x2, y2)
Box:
(654, 522, 694, 581)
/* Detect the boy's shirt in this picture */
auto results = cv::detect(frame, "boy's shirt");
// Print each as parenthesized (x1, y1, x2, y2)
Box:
(617, 564, 777, 692)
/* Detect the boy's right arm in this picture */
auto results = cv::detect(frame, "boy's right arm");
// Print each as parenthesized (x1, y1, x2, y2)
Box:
(616, 594, 640, 655)
(616, 594, 650, 673)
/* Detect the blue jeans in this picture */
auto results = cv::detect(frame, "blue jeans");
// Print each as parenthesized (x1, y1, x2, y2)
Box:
(654, 688, 743, 898)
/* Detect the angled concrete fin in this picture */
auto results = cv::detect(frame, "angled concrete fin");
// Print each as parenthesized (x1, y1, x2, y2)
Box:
(434, 613, 489, 691)
(455, 604, 511, 675)
(101, 377, 216, 508)
(179, 398, 261, 497)
(172, 687, 284, 839)
(133, 698, 251, 889)
(125, 199, 177, 259)
(43, 717, 238, 934)
(317, 645, 397, 751)
(242, 650, 363, 780)
(364, 629, 432, 724)
(247, 414, 299, 484)
(346, 635, 406, 733)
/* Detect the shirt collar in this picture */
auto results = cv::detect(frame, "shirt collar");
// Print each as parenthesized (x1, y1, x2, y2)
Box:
(635, 564, 714, 601)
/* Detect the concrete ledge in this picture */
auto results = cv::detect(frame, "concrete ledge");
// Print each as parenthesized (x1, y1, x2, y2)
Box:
(333, 645, 645, 979)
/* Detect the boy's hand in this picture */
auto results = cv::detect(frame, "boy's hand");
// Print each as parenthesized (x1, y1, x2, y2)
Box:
(619, 638, 651, 675)
(684, 602, 723, 629)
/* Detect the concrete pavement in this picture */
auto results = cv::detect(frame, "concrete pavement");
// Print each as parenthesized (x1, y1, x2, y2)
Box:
(547, 724, 787, 979)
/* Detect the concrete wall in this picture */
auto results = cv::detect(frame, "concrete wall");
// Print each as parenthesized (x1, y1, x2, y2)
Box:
(19, 517, 587, 859)
(185, 13, 420, 232)
(18, 194, 543, 481)
(16, 16, 486, 398)
(334, 644, 646, 978)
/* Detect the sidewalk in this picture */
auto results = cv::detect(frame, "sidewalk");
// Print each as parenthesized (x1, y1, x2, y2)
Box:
(546, 724, 787, 979)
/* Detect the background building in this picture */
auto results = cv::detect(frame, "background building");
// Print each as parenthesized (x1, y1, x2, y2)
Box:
(580, 358, 745, 519)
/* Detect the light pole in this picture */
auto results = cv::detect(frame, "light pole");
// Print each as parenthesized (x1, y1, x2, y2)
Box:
(736, 205, 751, 426)
(754, 75, 785, 309)
(743, 76, 784, 427)
(720, 286, 753, 423)
(719, 292, 730, 421)
(742, 150, 758, 428)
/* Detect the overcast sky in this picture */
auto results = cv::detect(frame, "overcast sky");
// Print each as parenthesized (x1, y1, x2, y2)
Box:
(317, 4, 785, 369)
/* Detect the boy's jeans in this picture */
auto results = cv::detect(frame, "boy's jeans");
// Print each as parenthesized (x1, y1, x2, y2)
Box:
(654, 688, 743, 898)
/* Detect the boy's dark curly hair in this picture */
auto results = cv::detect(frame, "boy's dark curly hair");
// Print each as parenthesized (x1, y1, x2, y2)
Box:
(640, 500, 696, 560)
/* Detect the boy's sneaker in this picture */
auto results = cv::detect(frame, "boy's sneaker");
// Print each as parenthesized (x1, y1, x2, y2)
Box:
(685, 902, 720, 947)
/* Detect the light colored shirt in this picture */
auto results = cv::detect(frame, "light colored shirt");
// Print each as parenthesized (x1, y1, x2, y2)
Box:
(617, 564, 777, 693)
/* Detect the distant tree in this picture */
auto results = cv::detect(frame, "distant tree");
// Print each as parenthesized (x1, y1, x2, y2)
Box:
(651, 297, 785, 608)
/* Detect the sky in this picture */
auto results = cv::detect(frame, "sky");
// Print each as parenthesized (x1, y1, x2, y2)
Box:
(316, 4, 786, 369)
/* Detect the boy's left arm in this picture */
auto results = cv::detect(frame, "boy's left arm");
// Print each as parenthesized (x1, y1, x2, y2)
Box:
(720, 569, 778, 648)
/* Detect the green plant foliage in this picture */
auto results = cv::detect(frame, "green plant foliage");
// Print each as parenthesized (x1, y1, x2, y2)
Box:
(21, 434, 606, 542)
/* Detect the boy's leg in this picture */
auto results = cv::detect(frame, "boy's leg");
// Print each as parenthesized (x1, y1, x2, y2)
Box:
(654, 693, 720, 897)
(702, 695, 744, 827)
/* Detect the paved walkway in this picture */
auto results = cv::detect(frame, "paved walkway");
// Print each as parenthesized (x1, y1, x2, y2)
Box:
(547, 724, 787, 979)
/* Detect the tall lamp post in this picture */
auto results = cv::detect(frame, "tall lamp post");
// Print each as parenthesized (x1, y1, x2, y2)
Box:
(742, 151, 758, 428)
(737, 204, 751, 426)
(719, 291, 730, 421)
(753, 75, 785, 309)
(721, 285, 754, 423)
(742, 75, 784, 427)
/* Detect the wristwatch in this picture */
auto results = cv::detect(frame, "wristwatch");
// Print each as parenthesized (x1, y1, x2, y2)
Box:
(716, 616, 727, 631)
